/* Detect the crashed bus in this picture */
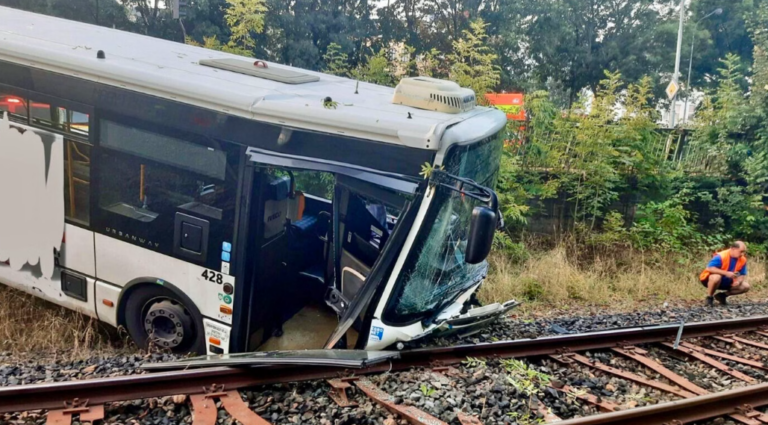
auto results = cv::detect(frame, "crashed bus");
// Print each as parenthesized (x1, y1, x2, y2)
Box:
(0, 6, 515, 355)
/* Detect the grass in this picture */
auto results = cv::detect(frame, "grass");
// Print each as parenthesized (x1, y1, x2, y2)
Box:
(0, 285, 127, 359)
(479, 245, 767, 315)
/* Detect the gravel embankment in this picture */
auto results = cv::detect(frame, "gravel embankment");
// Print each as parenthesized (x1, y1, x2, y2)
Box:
(4, 301, 768, 424)
(424, 301, 768, 347)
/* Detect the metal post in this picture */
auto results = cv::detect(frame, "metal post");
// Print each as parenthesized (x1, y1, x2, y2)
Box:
(683, 27, 696, 125)
(670, 0, 686, 128)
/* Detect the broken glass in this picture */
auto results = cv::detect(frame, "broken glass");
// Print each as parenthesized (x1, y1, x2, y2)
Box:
(388, 132, 503, 319)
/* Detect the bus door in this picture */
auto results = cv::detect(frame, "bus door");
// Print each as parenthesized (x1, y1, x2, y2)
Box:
(241, 147, 419, 351)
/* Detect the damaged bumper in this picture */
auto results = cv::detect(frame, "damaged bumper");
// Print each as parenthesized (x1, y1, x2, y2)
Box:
(366, 298, 519, 350)
(432, 300, 520, 337)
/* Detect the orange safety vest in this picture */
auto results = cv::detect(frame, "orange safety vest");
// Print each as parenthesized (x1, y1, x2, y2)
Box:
(700, 249, 747, 281)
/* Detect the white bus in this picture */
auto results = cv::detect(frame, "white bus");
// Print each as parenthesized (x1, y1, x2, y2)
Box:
(0, 6, 514, 355)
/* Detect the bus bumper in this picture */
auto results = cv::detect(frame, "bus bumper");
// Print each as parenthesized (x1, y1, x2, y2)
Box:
(365, 298, 519, 350)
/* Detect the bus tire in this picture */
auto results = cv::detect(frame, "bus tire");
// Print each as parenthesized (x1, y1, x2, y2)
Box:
(124, 285, 205, 355)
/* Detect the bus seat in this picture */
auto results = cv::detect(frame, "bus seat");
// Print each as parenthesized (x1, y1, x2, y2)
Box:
(263, 176, 290, 240)
(290, 214, 318, 237)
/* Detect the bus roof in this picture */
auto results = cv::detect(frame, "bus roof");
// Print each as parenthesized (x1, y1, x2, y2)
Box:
(0, 6, 503, 151)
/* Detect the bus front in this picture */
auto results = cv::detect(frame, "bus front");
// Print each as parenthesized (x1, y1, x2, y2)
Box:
(354, 89, 516, 350)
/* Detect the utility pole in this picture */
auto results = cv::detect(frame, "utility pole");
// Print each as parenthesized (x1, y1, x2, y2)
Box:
(670, 0, 686, 128)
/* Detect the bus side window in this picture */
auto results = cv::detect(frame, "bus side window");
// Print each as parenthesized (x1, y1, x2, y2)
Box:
(29, 99, 90, 137)
(0, 92, 28, 122)
(64, 140, 91, 225)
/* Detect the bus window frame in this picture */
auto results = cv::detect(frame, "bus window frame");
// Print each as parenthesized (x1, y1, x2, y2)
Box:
(16, 89, 94, 145)
(91, 112, 243, 271)
(0, 84, 95, 229)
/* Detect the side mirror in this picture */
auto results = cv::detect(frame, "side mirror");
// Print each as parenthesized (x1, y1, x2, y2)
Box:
(465, 206, 497, 264)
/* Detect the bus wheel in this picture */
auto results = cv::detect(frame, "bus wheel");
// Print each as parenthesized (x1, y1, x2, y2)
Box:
(124, 286, 204, 354)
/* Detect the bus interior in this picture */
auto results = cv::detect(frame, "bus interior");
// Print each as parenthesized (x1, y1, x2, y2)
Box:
(246, 165, 409, 351)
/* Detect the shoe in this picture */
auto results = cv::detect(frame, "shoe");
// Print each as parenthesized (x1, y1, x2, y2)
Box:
(706, 296, 714, 307)
(715, 292, 728, 305)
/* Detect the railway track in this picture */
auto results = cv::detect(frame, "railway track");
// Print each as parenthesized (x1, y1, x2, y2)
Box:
(6, 315, 768, 425)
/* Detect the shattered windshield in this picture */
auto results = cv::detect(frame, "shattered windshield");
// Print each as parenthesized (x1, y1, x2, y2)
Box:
(384, 132, 503, 323)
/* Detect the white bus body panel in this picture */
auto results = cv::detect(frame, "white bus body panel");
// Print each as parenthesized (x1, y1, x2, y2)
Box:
(63, 224, 96, 277)
(95, 234, 235, 325)
(0, 223, 98, 318)
(95, 280, 120, 327)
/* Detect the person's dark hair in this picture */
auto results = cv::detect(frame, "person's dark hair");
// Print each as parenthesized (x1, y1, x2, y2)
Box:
(731, 242, 741, 249)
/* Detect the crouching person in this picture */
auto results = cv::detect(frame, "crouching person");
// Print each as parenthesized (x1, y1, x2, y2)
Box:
(700, 241, 750, 306)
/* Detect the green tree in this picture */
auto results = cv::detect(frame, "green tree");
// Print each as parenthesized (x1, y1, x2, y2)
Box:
(416, 48, 443, 78)
(322, 42, 351, 76)
(224, 0, 266, 52)
(0, 0, 132, 28)
(351, 48, 394, 86)
(447, 18, 500, 99)
(254, 0, 375, 71)
(687, 0, 759, 88)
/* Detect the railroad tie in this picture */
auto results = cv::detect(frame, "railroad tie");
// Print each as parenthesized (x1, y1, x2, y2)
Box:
(612, 346, 768, 425)
(612, 346, 708, 396)
(715, 335, 768, 351)
(679, 341, 768, 371)
(550, 353, 697, 399)
(354, 379, 455, 425)
(660, 342, 756, 384)
(548, 383, 619, 413)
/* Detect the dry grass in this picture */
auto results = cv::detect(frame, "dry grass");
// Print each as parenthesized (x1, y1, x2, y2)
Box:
(479, 246, 767, 315)
(0, 285, 127, 359)
(0, 247, 764, 358)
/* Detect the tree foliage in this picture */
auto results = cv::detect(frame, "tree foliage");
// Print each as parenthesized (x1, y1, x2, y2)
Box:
(447, 19, 500, 99)
(223, 0, 266, 51)
(322, 42, 351, 76)
(3, 0, 767, 254)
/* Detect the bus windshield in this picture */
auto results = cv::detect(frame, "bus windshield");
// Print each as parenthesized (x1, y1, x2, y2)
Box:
(385, 132, 504, 323)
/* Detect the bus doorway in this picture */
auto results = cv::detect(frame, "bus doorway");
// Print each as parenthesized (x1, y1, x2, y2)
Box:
(242, 160, 412, 352)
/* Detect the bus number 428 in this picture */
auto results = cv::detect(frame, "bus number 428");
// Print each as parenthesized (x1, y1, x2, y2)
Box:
(201, 270, 224, 284)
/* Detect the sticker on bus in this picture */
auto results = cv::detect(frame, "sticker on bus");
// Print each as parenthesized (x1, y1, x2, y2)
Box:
(370, 326, 384, 341)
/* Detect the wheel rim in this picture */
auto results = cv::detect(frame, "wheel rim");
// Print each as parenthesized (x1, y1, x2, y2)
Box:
(143, 299, 193, 349)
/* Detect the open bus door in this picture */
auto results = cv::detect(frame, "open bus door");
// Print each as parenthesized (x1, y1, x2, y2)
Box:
(241, 146, 421, 351)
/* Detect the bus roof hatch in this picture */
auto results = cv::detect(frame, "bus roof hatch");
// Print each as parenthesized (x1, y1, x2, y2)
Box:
(199, 58, 320, 84)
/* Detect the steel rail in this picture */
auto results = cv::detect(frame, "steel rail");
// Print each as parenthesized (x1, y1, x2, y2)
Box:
(554, 381, 768, 425)
(2, 315, 768, 413)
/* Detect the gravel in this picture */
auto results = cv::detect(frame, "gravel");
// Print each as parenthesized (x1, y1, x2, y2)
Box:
(422, 301, 768, 347)
(4, 301, 768, 424)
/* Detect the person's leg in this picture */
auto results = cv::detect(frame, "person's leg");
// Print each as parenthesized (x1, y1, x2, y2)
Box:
(727, 281, 750, 296)
(714, 277, 734, 305)
(706, 274, 722, 297)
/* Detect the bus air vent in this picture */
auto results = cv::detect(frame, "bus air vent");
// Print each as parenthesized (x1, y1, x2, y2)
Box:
(392, 77, 476, 114)
(199, 58, 320, 84)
